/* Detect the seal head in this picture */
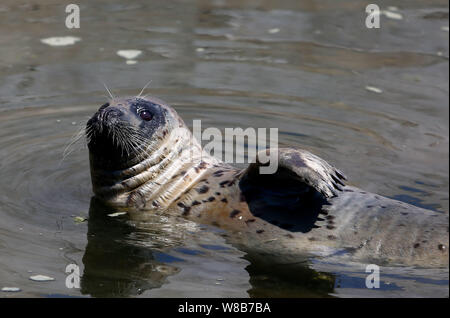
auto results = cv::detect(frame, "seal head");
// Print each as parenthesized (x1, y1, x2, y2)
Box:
(87, 97, 174, 170)
(86, 96, 218, 208)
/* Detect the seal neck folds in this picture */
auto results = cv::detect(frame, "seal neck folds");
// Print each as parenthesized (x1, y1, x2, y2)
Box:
(90, 125, 220, 210)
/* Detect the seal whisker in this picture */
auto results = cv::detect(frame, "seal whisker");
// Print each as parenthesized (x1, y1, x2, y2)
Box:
(119, 126, 135, 155)
(122, 130, 133, 157)
(127, 135, 149, 160)
(102, 82, 115, 99)
(85, 124, 94, 144)
(114, 124, 146, 159)
(62, 123, 88, 160)
(137, 80, 152, 98)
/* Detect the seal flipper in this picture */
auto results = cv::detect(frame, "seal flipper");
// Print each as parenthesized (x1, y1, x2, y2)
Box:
(238, 148, 345, 233)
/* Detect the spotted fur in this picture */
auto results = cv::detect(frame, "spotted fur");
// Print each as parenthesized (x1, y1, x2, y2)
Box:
(87, 96, 449, 268)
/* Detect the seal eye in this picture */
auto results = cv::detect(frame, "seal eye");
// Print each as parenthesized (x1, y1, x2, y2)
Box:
(139, 110, 153, 121)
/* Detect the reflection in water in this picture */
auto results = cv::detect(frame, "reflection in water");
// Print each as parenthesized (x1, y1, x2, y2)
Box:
(82, 198, 337, 297)
(0, 0, 447, 298)
(244, 254, 336, 298)
(81, 198, 179, 297)
(80, 196, 448, 297)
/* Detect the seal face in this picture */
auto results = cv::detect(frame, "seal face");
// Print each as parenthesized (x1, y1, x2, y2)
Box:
(86, 96, 220, 208)
(86, 96, 449, 267)
(87, 98, 168, 170)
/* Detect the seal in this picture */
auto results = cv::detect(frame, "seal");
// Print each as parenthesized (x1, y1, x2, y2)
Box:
(86, 96, 449, 268)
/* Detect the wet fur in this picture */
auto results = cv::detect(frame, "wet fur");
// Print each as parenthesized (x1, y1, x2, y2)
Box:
(86, 96, 449, 268)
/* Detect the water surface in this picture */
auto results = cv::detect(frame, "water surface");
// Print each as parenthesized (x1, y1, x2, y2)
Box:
(0, 0, 448, 297)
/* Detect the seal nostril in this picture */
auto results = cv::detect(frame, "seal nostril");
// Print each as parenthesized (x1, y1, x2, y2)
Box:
(103, 107, 122, 120)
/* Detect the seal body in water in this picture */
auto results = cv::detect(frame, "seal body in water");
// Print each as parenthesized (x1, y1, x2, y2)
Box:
(86, 96, 449, 268)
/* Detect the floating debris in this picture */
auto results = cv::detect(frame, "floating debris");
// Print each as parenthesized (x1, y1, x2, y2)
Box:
(387, 6, 398, 11)
(107, 212, 128, 217)
(196, 47, 205, 52)
(40, 36, 81, 46)
(73, 216, 87, 223)
(225, 33, 235, 40)
(117, 50, 142, 60)
(155, 265, 177, 274)
(365, 86, 383, 94)
(2, 287, 21, 292)
(268, 28, 280, 34)
(382, 11, 403, 20)
(29, 275, 54, 282)
(126, 60, 137, 65)
(441, 26, 449, 32)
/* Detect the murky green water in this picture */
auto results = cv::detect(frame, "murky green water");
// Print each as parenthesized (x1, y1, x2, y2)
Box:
(0, 0, 448, 297)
